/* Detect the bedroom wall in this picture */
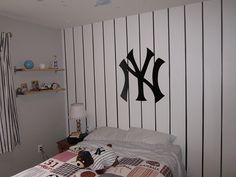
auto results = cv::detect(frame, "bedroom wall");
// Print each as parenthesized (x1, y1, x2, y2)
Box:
(63, 0, 236, 177)
(0, 15, 66, 177)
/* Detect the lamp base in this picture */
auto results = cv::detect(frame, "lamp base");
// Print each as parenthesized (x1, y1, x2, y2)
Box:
(69, 131, 81, 138)
(76, 119, 81, 134)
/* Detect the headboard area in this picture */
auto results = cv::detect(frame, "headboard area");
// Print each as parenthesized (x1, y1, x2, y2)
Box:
(62, 1, 236, 177)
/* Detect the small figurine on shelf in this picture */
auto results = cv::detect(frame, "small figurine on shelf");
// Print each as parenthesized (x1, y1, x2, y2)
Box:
(51, 83, 60, 90)
(51, 55, 58, 69)
(39, 82, 60, 90)
(40, 83, 51, 90)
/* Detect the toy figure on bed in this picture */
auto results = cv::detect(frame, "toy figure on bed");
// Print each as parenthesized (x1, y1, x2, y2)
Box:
(76, 144, 118, 174)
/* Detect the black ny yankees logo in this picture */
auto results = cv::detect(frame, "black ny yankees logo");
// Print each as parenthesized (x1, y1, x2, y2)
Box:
(119, 48, 164, 103)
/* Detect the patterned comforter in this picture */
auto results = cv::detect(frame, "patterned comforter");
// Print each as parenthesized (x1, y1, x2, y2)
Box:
(13, 140, 186, 177)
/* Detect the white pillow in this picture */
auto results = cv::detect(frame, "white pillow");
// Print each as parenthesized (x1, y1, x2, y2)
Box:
(84, 127, 128, 141)
(125, 127, 176, 145)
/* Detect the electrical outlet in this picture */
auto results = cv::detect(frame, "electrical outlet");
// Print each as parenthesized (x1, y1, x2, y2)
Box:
(38, 144, 43, 152)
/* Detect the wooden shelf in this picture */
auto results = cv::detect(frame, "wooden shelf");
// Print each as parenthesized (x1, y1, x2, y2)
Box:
(17, 88, 65, 96)
(14, 67, 64, 72)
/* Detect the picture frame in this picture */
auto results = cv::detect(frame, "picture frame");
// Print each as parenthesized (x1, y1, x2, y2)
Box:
(31, 80, 39, 91)
(20, 82, 28, 93)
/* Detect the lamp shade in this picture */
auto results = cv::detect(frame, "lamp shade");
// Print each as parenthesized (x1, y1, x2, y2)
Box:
(69, 103, 87, 120)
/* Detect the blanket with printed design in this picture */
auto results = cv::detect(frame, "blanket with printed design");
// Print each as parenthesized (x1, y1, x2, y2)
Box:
(13, 148, 173, 177)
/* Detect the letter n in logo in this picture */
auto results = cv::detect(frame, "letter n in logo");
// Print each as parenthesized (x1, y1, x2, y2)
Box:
(119, 48, 164, 103)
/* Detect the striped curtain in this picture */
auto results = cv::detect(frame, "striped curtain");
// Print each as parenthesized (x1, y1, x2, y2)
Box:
(0, 32, 20, 154)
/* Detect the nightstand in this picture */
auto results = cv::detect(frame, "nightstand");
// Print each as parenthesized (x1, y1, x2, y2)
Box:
(57, 138, 72, 153)
(57, 133, 88, 153)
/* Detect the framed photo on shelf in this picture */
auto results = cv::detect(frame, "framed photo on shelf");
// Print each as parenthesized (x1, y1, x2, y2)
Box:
(31, 80, 39, 91)
(20, 82, 28, 93)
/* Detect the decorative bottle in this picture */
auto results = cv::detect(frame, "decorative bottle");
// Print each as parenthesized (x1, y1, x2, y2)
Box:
(52, 55, 58, 69)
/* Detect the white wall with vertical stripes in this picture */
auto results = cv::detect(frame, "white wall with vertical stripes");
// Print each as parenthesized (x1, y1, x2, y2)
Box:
(62, 0, 236, 176)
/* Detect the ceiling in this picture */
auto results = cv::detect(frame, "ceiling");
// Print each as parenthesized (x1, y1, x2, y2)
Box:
(0, 0, 206, 29)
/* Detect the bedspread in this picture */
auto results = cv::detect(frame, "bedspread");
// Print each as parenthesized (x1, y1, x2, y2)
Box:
(13, 140, 186, 177)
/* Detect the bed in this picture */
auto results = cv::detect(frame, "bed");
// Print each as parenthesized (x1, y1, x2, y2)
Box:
(12, 127, 186, 177)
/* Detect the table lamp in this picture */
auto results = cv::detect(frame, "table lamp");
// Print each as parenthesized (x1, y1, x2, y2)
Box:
(69, 103, 87, 137)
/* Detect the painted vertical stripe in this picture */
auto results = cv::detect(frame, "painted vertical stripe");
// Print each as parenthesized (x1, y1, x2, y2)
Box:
(91, 24, 97, 128)
(152, 11, 157, 131)
(220, 0, 223, 176)
(72, 28, 77, 103)
(184, 5, 188, 171)
(125, 16, 131, 129)
(138, 14, 143, 128)
(63, 29, 70, 134)
(102, 21, 108, 127)
(167, 8, 171, 134)
(113, 19, 119, 128)
(82, 26, 87, 110)
(201, 3, 205, 177)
